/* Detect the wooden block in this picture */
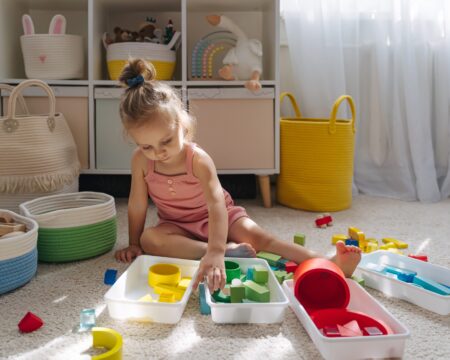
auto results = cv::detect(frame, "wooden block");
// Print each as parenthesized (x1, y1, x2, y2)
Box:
(293, 233, 305, 246)
(380, 242, 396, 250)
(159, 292, 176, 303)
(331, 234, 347, 245)
(276, 258, 289, 269)
(345, 239, 359, 247)
(253, 265, 269, 284)
(408, 254, 428, 262)
(230, 284, 246, 303)
(153, 284, 185, 300)
(351, 275, 365, 287)
(177, 277, 192, 290)
(363, 242, 378, 253)
(285, 261, 298, 274)
(348, 227, 365, 243)
(244, 280, 270, 302)
(413, 276, 450, 295)
(382, 237, 408, 249)
(246, 267, 254, 281)
(274, 270, 287, 284)
(198, 283, 211, 315)
(256, 251, 282, 266)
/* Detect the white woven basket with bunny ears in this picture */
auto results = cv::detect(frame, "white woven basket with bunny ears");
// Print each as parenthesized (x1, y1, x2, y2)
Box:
(0, 79, 80, 197)
(20, 14, 84, 79)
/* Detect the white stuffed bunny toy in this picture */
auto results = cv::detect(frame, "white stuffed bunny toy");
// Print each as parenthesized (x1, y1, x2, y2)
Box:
(206, 15, 263, 92)
(22, 14, 66, 65)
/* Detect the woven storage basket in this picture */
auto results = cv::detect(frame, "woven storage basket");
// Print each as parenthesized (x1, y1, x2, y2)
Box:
(277, 93, 356, 212)
(0, 210, 38, 294)
(20, 192, 117, 263)
(105, 32, 181, 80)
(20, 34, 84, 80)
(0, 80, 80, 212)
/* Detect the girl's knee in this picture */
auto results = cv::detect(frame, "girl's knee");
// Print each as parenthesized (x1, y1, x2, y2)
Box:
(140, 227, 163, 254)
(250, 233, 274, 252)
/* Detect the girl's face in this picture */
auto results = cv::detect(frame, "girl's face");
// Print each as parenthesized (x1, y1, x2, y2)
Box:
(128, 114, 185, 163)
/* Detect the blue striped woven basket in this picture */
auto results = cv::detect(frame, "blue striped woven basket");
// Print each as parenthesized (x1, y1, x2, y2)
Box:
(0, 247, 38, 295)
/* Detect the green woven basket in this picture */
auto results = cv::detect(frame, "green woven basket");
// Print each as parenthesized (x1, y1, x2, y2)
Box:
(37, 217, 117, 262)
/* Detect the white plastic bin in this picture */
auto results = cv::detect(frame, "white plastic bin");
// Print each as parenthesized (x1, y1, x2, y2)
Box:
(355, 251, 450, 315)
(282, 279, 410, 360)
(205, 257, 289, 324)
(104, 255, 199, 324)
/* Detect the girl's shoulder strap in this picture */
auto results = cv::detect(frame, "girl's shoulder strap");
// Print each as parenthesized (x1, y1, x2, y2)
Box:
(185, 142, 199, 176)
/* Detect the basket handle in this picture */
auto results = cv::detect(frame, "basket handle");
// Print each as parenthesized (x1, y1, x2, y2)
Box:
(329, 95, 356, 135)
(166, 31, 181, 51)
(280, 92, 302, 118)
(0, 84, 30, 115)
(6, 79, 57, 132)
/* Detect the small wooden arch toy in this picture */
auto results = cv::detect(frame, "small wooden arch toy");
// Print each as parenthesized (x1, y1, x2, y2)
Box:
(91, 327, 123, 360)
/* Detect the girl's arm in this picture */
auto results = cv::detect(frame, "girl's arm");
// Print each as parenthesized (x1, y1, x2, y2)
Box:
(115, 149, 148, 262)
(192, 147, 228, 292)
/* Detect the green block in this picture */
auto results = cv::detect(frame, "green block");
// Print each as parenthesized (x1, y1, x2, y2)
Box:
(274, 270, 287, 284)
(294, 233, 305, 246)
(244, 280, 270, 302)
(256, 251, 281, 267)
(239, 274, 247, 282)
(253, 265, 269, 284)
(351, 275, 365, 287)
(230, 284, 246, 303)
(276, 258, 289, 269)
(285, 272, 294, 280)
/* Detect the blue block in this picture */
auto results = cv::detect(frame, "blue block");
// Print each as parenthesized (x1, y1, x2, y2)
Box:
(104, 269, 117, 285)
(270, 266, 279, 271)
(199, 283, 211, 315)
(397, 272, 415, 283)
(345, 239, 359, 247)
(384, 265, 417, 279)
(440, 283, 450, 290)
(246, 267, 254, 281)
(413, 276, 450, 296)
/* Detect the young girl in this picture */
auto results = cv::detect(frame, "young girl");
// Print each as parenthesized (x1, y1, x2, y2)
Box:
(114, 58, 361, 293)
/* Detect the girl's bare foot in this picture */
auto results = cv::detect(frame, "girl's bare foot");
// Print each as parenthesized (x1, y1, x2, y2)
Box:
(331, 241, 362, 277)
(225, 242, 256, 258)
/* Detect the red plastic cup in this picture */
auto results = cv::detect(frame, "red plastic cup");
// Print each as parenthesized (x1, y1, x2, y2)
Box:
(294, 258, 350, 313)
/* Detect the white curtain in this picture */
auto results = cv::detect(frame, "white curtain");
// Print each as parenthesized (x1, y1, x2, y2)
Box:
(282, 0, 450, 202)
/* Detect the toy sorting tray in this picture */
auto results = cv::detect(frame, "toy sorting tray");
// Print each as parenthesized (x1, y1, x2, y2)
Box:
(283, 279, 409, 360)
(104, 255, 199, 324)
(355, 251, 450, 315)
(205, 257, 289, 323)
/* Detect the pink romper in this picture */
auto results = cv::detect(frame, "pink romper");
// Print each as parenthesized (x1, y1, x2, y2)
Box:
(144, 143, 248, 241)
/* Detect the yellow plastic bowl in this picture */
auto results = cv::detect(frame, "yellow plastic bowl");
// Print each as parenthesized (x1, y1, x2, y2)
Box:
(148, 263, 181, 287)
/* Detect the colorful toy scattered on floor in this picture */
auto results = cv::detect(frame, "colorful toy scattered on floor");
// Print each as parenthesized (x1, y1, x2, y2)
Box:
(80, 308, 96, 330)
(18, 311, 43, 333)
(91, 327, 123, 360)
(315, 213, 333, 228)
(143, 263, 192, 303)
(331, 226, 415, 255)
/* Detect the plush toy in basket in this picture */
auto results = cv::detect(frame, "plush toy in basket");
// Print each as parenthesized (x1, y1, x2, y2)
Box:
(20, 14, 84, 80)
(0, 210, 38, 295)
(19, 192, 117, 263)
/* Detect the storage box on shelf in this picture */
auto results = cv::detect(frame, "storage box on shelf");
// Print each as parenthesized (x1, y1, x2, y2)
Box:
(104, 255, 199, 324)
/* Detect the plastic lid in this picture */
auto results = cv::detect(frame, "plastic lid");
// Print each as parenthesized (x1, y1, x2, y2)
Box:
(294, 258, 350, 312)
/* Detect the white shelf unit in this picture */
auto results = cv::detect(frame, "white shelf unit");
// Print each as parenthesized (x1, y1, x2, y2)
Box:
(0, 0, 279, 206)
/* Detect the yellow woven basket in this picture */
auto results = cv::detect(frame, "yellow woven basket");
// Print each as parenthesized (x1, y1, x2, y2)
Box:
(277, 93, 356, 212)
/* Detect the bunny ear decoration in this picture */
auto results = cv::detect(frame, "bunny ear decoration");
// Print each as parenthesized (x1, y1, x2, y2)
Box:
(22, 14, 35, 35)
(49, 14, 66, 35)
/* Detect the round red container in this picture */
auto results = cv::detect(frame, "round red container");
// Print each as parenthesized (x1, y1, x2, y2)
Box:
(294, 258, 350, 313)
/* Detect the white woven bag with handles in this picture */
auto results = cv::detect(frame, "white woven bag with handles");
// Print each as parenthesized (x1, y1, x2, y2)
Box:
(0, 79, 80, 198)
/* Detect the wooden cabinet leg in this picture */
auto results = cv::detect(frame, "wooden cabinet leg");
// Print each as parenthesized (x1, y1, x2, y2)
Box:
(258, 175, 272, 208)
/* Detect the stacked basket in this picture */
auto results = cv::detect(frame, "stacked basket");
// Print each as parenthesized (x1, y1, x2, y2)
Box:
(19, 192, 117, 263)
(0, 210, 38, 294)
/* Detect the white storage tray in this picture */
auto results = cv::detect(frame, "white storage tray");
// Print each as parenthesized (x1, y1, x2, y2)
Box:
(104, 255, 199, 324)
(282, 279, 409, 360)
(205, 257, 289, 324)
(355, 250, 450, 315)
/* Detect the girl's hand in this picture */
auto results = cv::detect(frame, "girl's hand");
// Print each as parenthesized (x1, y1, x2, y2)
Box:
(115, 244, 143, 263)
(193, 250, 226, 293)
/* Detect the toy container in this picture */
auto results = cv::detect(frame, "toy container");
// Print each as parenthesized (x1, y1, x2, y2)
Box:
(105, 32, 181, 80)
(0, 210, 38, 294)
(104, 255, 199, 324)
(205, 257, 289, 324)
(282, 278, 409, 360)
(355, 250, 450, 315)
(19, 192, 116, 262)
